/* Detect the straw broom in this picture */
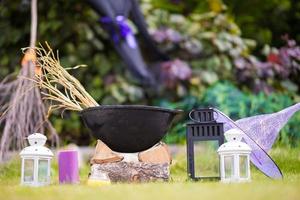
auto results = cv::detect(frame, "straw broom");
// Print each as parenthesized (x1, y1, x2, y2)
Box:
(25, 42, 99, 113)
(0, 0, 58, 162)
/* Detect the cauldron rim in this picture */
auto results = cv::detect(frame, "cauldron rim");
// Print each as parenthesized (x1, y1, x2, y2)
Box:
(79, 105, 183, 115)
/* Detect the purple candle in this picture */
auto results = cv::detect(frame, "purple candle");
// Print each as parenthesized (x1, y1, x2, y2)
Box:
(58, 150, 79, 184)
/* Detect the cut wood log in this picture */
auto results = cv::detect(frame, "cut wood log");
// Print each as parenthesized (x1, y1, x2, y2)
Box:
(90, 140, 123, 164)
(90, 162, 169, 183)
(138, 142, 172, 164)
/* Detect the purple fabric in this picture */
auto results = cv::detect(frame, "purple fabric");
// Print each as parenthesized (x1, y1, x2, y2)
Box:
(58, 150, 79, 184)
(235, 103, 300, 152)
(100, 15, 137, 48)
(214, 103, 300, 179)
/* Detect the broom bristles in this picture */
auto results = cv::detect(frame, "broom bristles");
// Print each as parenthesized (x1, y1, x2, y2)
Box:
(0, 60, 59, 162)
(22, 42, 99, 113)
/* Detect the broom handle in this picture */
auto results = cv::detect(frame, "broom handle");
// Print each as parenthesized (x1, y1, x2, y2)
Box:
(30, 0, 38, 48)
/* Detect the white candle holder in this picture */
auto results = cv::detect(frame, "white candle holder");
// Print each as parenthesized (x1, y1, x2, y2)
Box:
(20, 133, 53, 186)
(217, 128, 252, 183)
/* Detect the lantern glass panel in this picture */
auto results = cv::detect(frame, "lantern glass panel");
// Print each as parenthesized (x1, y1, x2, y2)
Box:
(194, 141, 219, 178)
(224, 155, 234, 179)
(38, 159, 49, 182)
(24, 159, 34, 182)
(239, 155, 248, 178)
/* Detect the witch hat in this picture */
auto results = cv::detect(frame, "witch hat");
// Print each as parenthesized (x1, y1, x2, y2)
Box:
(214, 103, 300, 179)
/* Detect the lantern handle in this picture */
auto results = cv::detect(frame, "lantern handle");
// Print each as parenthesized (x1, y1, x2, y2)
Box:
(188, 108, 219, 123)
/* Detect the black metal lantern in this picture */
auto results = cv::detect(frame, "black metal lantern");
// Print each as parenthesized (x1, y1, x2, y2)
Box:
(186, 108, 224, 180)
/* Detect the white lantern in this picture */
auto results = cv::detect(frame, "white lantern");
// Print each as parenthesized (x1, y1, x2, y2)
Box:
(20, 133, 53, 186)
(217, 129, 251, 183)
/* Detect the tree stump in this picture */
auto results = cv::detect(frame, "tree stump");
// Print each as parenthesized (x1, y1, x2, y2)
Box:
(90, 162, 169, 183)
(89, 140, 171, 183)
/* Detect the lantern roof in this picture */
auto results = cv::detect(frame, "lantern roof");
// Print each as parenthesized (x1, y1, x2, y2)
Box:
(20, 133, 53, 157)
(218, 129, 251, 154)
(28, 133, 47, 146)
(217, 141, 251, 153)
(20, 145, 53, 157)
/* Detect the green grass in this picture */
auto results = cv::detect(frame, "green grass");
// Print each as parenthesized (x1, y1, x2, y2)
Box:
(0, 147, 299, 200)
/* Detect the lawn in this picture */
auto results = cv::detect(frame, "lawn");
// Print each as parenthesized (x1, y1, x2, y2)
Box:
(0, 146, 299, 200)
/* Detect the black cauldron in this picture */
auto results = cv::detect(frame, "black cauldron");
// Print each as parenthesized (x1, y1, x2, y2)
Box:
(80, 105, 182, 152)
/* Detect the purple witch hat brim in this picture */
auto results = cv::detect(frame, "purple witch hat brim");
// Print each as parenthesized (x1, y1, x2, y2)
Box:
(214, 109, 281, 179)
(215, 103, 300, 179)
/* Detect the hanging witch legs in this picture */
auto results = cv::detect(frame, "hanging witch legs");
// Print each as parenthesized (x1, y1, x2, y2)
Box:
(88, 0, 169, 86)
(0, 0, 58, 162)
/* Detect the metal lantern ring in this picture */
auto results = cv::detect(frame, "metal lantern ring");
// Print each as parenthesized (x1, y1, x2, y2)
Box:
(20, 133, 53, 186)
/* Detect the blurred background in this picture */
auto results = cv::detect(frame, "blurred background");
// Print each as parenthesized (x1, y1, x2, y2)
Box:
(1, 0, 300, 147)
